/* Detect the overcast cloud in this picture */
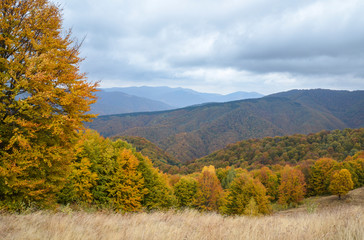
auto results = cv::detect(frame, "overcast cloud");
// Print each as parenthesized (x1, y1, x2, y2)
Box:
(55, 0, 364, 94)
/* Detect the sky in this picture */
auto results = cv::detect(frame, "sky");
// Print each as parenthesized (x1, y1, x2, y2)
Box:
(55, 0, 364, 95)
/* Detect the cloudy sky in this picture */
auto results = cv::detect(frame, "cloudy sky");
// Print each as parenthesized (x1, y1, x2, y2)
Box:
(55, 0, 364, 95)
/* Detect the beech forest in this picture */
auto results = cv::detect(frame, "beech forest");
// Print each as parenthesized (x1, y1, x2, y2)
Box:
(1, 0, 363, 219)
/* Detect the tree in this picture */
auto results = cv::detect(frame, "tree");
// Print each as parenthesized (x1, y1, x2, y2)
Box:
(58, 157, 98, 205)
(307, 158, 338, 196)
(0, 0, 97, 210)
(106, 149, 145, 212)
(221, 167, 236, 189)
(278, 165, 306, 206)
(194, 166, 223, 211)
(222, 173, 271, 215)
(254, 166, 279, 201)
(136, 152, 175, 210)
(329, 169, 354, 199)
(174, 176, 198, 208)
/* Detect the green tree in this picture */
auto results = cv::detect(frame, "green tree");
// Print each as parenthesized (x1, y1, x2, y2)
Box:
(173, 176, 198, 208)
(76, 130, 117, 206)
(0, 0, 97, 210)
(329, 169, 354, 199)
(222, 173, 271, 215)
(221, 167, 236, 189)
(136, 153, 175, 210)
(254, 166, 279, 201)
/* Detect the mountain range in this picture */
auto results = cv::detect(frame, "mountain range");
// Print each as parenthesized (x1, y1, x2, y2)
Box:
(89, 90, 174, 115)
(90, 86, 264, 115)
(87, 89, 364, 163)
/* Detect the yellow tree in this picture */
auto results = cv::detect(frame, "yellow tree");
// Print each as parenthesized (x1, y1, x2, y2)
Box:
(222, 173, 271, 216)
(194, 166, 223, 211)
(0, 0, 97, 210)
(329, 169, 354, 199)
(307, 158, 338, 196)
(107, 149, 145, 212)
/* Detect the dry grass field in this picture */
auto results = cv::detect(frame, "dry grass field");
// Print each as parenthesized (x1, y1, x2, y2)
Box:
(1, 187, 363, 240)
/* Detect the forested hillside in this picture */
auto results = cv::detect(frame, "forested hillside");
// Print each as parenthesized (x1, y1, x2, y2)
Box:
(186, 128, 364, 173)
(115, 136, 181, 173)
(88, 89, 364, 162)
(270, 89, 364, 128)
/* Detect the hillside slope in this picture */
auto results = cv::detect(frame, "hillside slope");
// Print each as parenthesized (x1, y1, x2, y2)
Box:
(115, 136, 180, 173)
(187, 128, 364, 172)
(88, 89, 364, 162)
(270, 89, 364, 128)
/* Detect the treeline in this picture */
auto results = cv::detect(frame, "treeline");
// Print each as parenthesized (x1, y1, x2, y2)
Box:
(57, 130, 175, 212)
(186, 128, 364, 173)
(171, 151, 363, 215)
(1, 128, 363, 215)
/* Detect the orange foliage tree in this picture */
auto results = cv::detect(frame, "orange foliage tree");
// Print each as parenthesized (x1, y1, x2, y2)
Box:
(0, 0, 97, 210)
(278, 165, 306, 206)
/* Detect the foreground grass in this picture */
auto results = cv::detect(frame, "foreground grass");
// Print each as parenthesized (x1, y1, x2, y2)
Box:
(0, 205, 363, 240)
(1, 187, 364, 240)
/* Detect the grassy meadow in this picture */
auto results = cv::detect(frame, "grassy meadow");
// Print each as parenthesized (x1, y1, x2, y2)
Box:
(1, 187, 363, 240)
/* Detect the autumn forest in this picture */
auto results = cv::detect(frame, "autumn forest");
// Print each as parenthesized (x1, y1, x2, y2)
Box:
(1, 1, 364, 239)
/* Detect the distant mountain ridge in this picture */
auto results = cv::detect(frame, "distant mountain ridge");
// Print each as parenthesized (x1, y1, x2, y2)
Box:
(87, 89, 364, 162)
(101, 86, 264, 108)
(90, 90, 174, 115)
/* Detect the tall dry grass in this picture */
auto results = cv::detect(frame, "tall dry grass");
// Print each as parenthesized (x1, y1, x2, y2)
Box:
(0, 205, 363, 240)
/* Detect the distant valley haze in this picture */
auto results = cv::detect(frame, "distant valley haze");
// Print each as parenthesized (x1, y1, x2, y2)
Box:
(87, 89, 364, 162)
(90, 86, 264, 115)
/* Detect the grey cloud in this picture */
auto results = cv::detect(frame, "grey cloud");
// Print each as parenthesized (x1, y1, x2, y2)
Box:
(55, 0, 364, 94)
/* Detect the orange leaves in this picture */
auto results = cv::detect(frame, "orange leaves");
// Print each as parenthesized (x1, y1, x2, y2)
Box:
(0, 0, 96, 210)
(278, 165, 306, 206)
